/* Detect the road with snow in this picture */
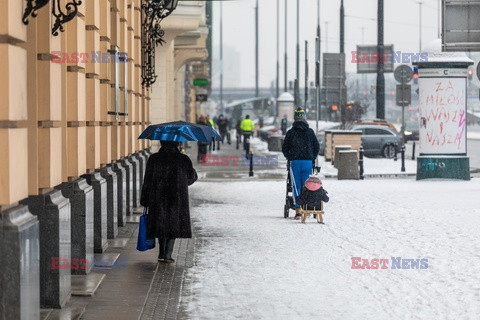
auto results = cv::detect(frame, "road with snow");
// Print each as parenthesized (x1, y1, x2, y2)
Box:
(181, 179, 480, 319)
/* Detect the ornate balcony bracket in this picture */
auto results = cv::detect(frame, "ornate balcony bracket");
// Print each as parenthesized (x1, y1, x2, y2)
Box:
(22, 0, 49, 25)
(52, 0, 82, 36)
(141, 0, 178, 88)
(23, 0, 82, 36)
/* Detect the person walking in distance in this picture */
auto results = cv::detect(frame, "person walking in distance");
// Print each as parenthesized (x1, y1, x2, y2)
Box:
(216, 114, 231, 150)
(240, 114, 254, 153)
(206, 115, 215, 151)
(196, 115, 209, 163)
(281, 114, 288, 135)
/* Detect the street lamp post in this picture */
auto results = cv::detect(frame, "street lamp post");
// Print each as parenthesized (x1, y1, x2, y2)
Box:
(296, 0, 300, 107)
(376, 0, 385, 120)
(418, 1, 423, 52)
(220, 2, 223, 110)
(255, 0, 259, 97)
(315, 0, 321, 133)
(276, 0, 280, 120)
(284, 0, 288, 92)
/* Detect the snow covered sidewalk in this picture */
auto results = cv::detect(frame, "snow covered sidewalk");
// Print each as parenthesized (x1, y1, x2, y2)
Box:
(182, 179, 480, 319)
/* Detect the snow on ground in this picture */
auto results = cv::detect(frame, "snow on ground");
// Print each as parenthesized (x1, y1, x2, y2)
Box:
(183, 179, 480, 320)
(319, 156, 417, 176)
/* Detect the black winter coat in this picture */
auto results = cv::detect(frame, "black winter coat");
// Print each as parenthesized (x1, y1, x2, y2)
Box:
(282, 121, 320, 161)
(140, 146, 198, 239)
(296, 187, 329, 210)
(217, 118, 229, 133)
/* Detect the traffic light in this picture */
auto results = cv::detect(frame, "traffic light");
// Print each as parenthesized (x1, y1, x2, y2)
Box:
(331, 105, 338, 112)
(413, 66, 419, 85)
(468, 68, 473, 80)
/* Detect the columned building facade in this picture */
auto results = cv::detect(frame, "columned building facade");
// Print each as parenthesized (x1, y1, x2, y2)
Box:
(0, 1, 209, 318)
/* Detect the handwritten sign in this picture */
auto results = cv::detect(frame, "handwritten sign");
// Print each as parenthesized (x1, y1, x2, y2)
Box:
(418, 77, 466, 154)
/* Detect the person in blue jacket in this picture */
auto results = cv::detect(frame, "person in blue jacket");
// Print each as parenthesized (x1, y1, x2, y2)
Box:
(282, 107, 319, 210)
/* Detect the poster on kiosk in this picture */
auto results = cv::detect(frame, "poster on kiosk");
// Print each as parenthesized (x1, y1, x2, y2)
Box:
(418, 69, 467, 155)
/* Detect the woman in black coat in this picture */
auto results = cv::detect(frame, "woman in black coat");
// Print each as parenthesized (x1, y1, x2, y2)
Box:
(140, 141, 198, 263)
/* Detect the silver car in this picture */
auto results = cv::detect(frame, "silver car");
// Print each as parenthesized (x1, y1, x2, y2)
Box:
(352, 125, 404, 158)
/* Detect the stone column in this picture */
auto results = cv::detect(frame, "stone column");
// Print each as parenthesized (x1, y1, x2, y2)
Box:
(55, 179, 94, 275)
(111, 161, 127, 227)
(119, 157, 133, 215)
(81, 173, 108, 253)
(99, 165, 118, 239)
(0, 205, 40, 320)
(20, 191, 71, 308)
(129, 155, 141, 208)
(134, 152, 147, 195)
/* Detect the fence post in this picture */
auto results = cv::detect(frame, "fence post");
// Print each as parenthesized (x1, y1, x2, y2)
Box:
(249, 150, 254, 177)
(359, 146, 364, 180)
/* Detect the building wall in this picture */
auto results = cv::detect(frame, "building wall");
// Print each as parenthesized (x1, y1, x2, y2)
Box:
(0, 0, 151, 207)
(0, 0, 209, 208)
(0, 0, 29, 208)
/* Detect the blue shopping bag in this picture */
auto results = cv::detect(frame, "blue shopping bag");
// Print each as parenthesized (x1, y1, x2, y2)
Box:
(136, 208, 156, 251)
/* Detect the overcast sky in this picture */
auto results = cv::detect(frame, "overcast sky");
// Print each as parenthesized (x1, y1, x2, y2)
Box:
(211, 0, 441, 88)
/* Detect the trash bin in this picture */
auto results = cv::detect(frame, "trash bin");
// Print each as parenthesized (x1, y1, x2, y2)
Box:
(337, 150, 359, 180)
(334, 145, 352, 168)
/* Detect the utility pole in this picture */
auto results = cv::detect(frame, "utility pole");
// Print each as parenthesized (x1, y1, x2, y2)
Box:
(276, 0, 280, 120)
(255, 0, 259, 97)
(438, 0, 441, 38)
(361, 27, 366, 97)
(220, 2, 223, 110)
(418, 1, 423, 52)
(325, 21, 329, 53)
(315, 0, 321, 132)
(339, 0, 345, 124)
(296, 0, 300, 107)
(340, 0, 345, 54)
(305, 41, 309, 111)
(284, 0, 288, 92)
(376, 0, 385, 120)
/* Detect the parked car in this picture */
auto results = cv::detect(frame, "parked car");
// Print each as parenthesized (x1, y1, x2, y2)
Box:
(354, 119, 399, 134)
(317, 120, 400, 156)
(403, 121, 420, 142)
(352, 125, 404, 158)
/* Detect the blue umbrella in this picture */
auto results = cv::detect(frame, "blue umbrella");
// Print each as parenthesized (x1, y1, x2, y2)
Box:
(138, 121, 221, 142)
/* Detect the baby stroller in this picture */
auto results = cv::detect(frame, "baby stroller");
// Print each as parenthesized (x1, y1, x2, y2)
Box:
(284, 160, 321, 219)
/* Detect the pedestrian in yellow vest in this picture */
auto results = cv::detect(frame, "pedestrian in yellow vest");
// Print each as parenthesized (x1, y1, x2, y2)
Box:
(240, 115, 254, 152)
(206, 115, 215, 151)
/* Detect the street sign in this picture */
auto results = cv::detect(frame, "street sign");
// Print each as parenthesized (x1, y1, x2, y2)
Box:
(394, 65, 414, 84)
(396, 84, 411, 106)
(193, 78, 209, 87)
(196, 94, 208, 102)
(322, 53, 346, 111)
(355, 45, 394, 73)
(323, 53, 345, 88)
(442, 0, 480, 52)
